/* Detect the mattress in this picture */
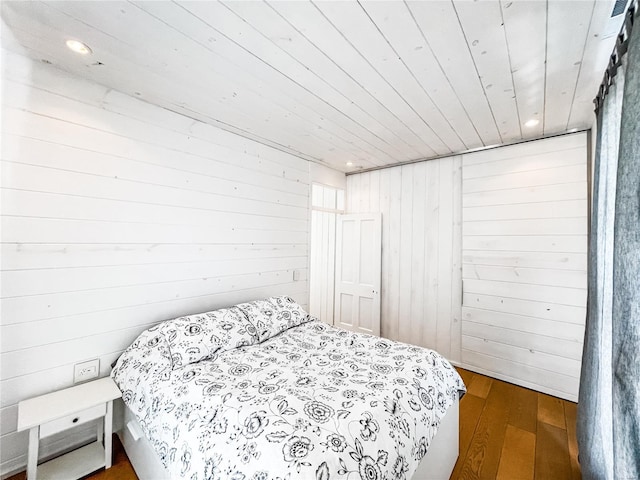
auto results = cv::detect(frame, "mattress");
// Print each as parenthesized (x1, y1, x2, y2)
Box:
(112, 296, 466, 480)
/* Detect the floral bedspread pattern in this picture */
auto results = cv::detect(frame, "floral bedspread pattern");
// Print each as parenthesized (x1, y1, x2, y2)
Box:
(112, 300, 465, 480)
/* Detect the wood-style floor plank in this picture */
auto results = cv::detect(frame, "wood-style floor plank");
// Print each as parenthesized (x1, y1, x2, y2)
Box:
(508, 384, 538, 434)
(564, 400, 581, 480)
(466, 373, 493, 399)
(458, 379, 512, 479)
(452, 368, 580, 480)
(456, 366, 476, 387)
(450, 392, 487, 479)
(496, 425, 536, 480)
(535, 421, 572, 480)
(537, 392, 566, 429)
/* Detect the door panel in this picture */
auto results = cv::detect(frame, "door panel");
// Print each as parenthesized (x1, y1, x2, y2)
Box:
(334, 214, 381, 336)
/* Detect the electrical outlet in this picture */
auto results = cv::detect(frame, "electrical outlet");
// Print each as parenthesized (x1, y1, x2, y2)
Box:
(74, 359, 99, 384)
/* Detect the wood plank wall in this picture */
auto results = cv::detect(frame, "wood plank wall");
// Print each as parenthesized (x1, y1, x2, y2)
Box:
(345, 156, 463, 362)
(309, 184, 345, 326)
(0, 51, 315, 475)
(309, 208, 336, 323)
(462, 133, 588, 401)
(346, 132, 588, 402)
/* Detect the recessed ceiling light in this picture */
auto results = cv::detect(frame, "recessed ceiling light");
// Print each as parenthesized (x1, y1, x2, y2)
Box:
(569, 128, 579, 133)
(66, 39, 92, 55)
(524, 118, 539, 127)
(346, 162, 354, 167)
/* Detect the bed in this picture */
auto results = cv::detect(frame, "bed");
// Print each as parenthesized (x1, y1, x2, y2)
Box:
(112, 296, 466, 480)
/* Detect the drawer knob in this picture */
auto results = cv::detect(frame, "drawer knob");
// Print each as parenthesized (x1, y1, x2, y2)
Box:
(72, 417, 79, 423)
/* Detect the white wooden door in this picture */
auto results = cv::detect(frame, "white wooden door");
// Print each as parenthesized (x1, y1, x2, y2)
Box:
(334, 213, 381, 335)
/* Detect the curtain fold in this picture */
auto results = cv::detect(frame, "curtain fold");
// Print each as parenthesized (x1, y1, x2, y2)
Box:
(578, 14, 640, 480)
(578, 65, 622, 480)
(612, 21, 640, 480)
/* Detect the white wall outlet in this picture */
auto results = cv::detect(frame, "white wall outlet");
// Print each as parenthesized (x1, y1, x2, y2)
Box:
(74, 359, 100, 384)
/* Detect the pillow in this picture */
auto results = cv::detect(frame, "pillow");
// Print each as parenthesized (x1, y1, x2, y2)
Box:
(111, 324, 174, 408)
(160, 306, 258, 369)
(235, 295, 312, 343)
(112, 323, 173, 378)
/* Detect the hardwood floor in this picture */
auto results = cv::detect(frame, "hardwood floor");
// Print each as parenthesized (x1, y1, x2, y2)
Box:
(452, 367, 581, 480)
(8, 368, 579, 480)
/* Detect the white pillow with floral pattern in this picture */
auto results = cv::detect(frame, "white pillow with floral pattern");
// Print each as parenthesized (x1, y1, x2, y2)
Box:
(235, 296, 313, 343)
(160, 306, 258, 369)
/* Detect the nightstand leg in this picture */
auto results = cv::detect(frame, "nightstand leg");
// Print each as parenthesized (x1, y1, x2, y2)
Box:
(97, 417, 104, 444)
(27, 426, 39, 480)
(105, 400, 113, 469)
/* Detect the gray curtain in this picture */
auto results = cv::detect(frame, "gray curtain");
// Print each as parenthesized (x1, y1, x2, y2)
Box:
(578, 18, 640, 480)
(612, 19, 640, 479)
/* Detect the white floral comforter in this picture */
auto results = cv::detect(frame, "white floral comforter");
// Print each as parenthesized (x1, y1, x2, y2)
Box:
(112, 297, 465, 480)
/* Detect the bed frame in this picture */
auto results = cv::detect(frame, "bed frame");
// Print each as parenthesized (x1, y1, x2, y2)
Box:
(117, 396, 459, 480)
(413, 396, 459, 479)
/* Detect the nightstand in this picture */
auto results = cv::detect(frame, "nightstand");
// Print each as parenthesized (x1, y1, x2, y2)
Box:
(17, 377, 122, 480)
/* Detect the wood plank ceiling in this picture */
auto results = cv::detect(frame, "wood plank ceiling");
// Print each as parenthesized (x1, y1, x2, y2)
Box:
(1, 1, 625, 172)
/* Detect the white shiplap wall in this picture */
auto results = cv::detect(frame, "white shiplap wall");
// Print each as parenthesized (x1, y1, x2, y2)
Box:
(346, 132, 588, 402)
(345, 157, 463, 362)
(0, 51, 315, 475)
(307, 165, 346, 327)
(462, 133, 588, 401)
(309, 184, 345, 327)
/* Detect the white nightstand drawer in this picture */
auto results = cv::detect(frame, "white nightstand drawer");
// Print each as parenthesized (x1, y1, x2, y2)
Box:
(40, 403, 106, 439)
